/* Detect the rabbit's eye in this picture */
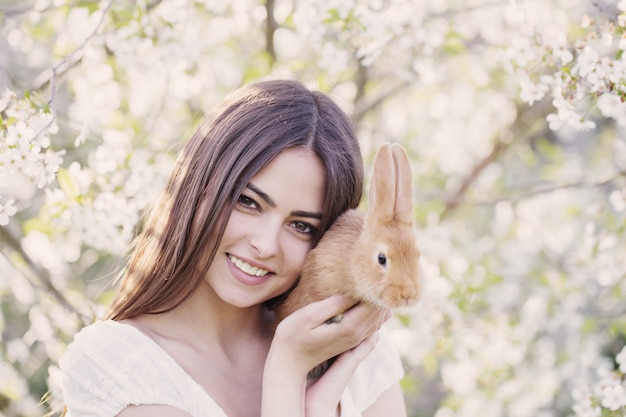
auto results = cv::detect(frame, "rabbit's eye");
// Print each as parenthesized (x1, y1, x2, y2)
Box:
(377, 253, 387, 266)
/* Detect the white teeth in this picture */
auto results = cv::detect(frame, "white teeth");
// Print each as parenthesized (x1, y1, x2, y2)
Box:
(228, 255, 270, 277)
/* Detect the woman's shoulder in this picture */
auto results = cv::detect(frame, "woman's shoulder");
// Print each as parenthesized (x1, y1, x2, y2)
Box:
(61, 320, 155, 369)
(60, 320, 212, 417)
(66, 319, 141, 346)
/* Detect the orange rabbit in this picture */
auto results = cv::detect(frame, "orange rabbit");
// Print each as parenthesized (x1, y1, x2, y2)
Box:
(272, 142, 422, 378)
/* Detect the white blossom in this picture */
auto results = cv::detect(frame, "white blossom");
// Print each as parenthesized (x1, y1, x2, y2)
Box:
(504, 35, 537, 68)
(0, 197, 18, 226)
(547, 32, 573, 65)
(518, 72, 550, 105)
(0, 90, 62, 193)
(599, 382, 626, 411)
(572, 399, 601, 417)
(576, 46, 599, 78)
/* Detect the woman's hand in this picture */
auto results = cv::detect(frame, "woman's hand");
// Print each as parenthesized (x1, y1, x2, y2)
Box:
(304, 332, 380, 417)
(273, 295, 389, 376)
(262, 295, 391, 417)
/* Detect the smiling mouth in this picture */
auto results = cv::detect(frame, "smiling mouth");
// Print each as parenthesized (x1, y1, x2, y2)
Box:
(228, 254, 271, 277)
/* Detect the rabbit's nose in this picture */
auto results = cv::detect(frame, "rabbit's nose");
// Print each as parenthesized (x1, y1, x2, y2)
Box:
(383, 285, 420, 308)
(402, 285, 421, 306)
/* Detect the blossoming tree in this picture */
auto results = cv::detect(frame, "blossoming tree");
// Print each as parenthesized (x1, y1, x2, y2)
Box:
(1, 0, 625, 416)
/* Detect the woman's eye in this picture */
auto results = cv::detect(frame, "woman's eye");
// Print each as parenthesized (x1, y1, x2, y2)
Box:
(238, 195, 258, 209)
(292, 221, 317, 235)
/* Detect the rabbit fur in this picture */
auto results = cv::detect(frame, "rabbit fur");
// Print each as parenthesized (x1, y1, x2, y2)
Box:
(272, 142, 422, 379)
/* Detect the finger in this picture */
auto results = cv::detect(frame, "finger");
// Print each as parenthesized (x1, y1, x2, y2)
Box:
(287, 294, 357, 329)
(308, 332, 380, 402)
(314, 303, 390, 343)
(326, 331, 379, 381)
(338, 304, 391, 334)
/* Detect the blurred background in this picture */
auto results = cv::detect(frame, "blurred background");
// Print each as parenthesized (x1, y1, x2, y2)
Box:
(1, 0, 625, 416)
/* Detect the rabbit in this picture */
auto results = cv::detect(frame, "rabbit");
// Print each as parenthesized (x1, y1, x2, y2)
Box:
(271, 142, 422, 379)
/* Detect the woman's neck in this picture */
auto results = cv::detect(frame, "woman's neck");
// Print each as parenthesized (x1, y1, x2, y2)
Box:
(131, 279, 274, 356)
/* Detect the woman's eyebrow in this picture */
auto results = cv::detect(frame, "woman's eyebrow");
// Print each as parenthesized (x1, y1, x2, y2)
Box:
(247, 183, 275, 207)
(246, 184, 323, 220)
(292, 210, 322, 220)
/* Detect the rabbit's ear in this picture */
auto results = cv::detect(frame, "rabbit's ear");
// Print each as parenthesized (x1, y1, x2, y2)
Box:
(390, 143, 414, 225)
(368, 143, 413, 225)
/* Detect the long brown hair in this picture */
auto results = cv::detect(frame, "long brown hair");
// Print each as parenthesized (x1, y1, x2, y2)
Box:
(106, 79, 364, 320)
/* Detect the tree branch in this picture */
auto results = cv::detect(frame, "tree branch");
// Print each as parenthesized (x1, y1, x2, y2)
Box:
(353, 77, 413, 122)
(265, 0, 277, 64)
(440, 102, 544, 218)
(0, 3, 35, 17)
(438, 168, 626, 209)
(32, 0, 114, 97)
(28, 0, 114, 150)
(441, 134, 510, 217)
(0, 225, 90, 323)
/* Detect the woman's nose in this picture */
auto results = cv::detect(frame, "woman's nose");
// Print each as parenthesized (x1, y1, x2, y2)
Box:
(249, 220, 281, 259)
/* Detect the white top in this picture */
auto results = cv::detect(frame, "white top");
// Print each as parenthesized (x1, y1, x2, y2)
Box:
(60, 320, 404, 417)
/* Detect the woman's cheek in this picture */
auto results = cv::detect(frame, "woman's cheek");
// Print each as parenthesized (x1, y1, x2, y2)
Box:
(292, 240, 314, 276)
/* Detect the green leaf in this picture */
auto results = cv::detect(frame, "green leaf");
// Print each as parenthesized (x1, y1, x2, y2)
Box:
(23, 217, 56, 236)
(57, 167, 79, 200)
(443, 31, 466, 55)
(323, 8, 341, 24)
(422, 351, 439, 377)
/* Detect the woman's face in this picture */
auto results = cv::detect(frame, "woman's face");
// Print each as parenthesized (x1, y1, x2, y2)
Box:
(204, 148, 325, 309)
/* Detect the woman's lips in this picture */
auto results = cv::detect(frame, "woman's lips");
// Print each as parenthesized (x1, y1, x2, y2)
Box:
(226, 254, 274, 286)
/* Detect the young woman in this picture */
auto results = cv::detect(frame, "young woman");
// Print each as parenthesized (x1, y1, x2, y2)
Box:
(60, 80, 408, 417)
